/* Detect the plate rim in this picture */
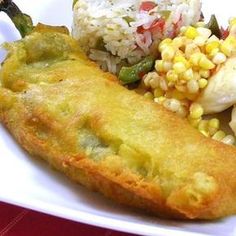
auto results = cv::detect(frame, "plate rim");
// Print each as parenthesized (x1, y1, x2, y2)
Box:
(0, 0, 234, 235)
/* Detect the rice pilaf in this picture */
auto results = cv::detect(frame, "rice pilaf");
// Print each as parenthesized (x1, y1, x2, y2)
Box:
(72, 0, 201, 74)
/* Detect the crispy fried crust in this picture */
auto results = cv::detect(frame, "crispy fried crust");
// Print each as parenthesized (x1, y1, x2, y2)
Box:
(1, 30, 236, 219)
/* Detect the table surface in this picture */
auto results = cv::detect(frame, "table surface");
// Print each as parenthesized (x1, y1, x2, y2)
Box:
(0, 202, 135, 236)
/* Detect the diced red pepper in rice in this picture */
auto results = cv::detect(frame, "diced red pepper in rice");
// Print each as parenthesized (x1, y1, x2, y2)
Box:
(139, 1, 157, 12)
(137, 18, 165, 34)
(149, 18, 165, 34)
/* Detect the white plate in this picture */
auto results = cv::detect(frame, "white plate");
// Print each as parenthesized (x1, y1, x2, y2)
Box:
(0, 1, 236, 235)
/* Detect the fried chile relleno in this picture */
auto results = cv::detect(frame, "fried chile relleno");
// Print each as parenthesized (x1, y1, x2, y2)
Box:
(1, 30, 236, 220)
(2, 0, 236, 220)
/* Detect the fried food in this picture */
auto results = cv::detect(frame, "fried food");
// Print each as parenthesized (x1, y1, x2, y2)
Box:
(1, 28, 236, 220)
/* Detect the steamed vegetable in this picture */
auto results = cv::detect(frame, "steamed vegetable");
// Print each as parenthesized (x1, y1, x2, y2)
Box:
(118, 56, 155, 84)
(206, 14, 221, 38)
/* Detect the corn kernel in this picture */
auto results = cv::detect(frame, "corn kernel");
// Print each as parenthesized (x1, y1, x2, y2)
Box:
(198, 78, 208, 89)
(155, 60, 164, 72)
(149, 78, 159, 89)
(159, 78, 168, 91)
(188, 116, 201, 128)
(163, 61, 173, 72)
(144, 92, 154, 100)
(208, 129, 217, 136)
(154, 87, 164, 98)
(198, 120, 209, 132)
(172, 37, 184, 49)
(184, 26, 199, 39)
(143, 72, 159, 88)
(173, 62, 186, 74)
(199, 56, 215, 70)
(174, 55, 190, 68)
(189, 103, 204, 119)
(220, 40, 235, 57)
(175, 50, 185, 57)
(212, 130, 226, 141)
(205, 41, 220, 54)
(166, 70, 178, 82)
(221, 135, 235, 145)
(154, 96, 166, 104)
(187, 79, 199, 94)
(197, 27, 212, 39)
(185, 43, 201, 59)
(198, 120, 210, 137)
(209, 118, 220, 129)
(225, 35, 236, 46)
(207, 35, 220, 43)
(189, 52, 203, 66)
(159, 38, 172, 51)
(163, 98, 181, 112)
(199, 130, 210, 137)
(143, 75, 151, 87)
(194, 36, 207, 47)
(208, 48, 220, 58)
(182, 68, 194, 81)
(212, 52, 227, 64)
(199, 69, 210, 79)
(208, 118, 220, 135)
(174, 55, 186, 63)
(161, 46, 175, 61)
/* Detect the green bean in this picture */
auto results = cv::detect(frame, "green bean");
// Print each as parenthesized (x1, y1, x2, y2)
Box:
(206, 14, 221, 39)
(118, 56, 155, 84)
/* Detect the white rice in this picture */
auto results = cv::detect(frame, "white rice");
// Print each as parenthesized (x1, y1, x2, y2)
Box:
(72, 0, 202, 74)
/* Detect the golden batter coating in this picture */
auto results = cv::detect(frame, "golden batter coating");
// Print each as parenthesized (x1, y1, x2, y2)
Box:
(1, 28, 236, 219)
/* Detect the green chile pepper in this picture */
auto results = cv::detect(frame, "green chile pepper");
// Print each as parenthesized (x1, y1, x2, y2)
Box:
(206, 14, 221, 38)
(119, 56, 155, 84)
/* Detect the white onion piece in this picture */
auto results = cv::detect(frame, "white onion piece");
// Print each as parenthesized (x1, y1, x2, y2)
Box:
(197, 56, 236, 114)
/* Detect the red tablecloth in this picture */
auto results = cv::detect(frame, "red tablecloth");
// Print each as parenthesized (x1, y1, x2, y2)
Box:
(0, 202, 135, 236)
